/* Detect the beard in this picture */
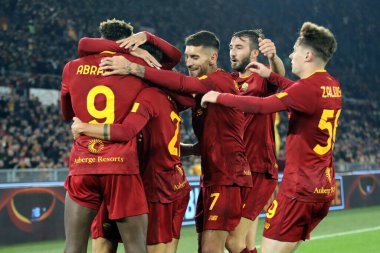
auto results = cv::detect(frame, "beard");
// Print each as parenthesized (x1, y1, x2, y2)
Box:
(231, 55, 251, 73)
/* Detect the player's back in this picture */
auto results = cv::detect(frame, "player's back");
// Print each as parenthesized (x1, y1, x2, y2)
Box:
(281, 71, 342, 202)
(62, 52, 147, 175)
(192, 69, 252, 188)
(138, 88, 191, 203)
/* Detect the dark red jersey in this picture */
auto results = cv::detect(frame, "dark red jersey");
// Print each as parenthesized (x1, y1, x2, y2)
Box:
(143, 68, 252, 187)
(133, 88, 191, 203)
(233, 72, 278, 178)
(104, 87, 192, 203)
(270, 70, 342, 202)
(217, 70, 342, 202)
(60, 51, 147, 175)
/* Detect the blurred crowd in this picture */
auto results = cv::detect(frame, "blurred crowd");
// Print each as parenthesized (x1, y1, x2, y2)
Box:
(0, 0, 379, 172)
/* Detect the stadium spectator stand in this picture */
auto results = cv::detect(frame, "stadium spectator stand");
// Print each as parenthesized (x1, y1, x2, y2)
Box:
(0, 0, 379, 173)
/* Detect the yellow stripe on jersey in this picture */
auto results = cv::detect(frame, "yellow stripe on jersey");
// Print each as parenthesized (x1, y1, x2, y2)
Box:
(303, 69, 326, 79)
(100, 51, 116, 55)
(198, 75, 208, 80)
(276, 92, 288, 99)
(131, 102, 140, 113)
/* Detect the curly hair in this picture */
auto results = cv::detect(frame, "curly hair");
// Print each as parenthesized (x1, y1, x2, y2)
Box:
(99, 18, 133, 41)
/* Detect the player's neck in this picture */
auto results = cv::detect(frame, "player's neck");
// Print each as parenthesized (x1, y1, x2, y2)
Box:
(238, 69, 253, 78)
(208, 65, 218, 74)
(299, 63, 326, 79)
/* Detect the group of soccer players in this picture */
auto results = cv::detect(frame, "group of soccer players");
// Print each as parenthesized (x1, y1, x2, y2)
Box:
(61, 18, 341, 253)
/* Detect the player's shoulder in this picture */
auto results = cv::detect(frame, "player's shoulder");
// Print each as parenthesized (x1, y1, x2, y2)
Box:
(138, 87, 163, 99)
(212, 68, 234, 80)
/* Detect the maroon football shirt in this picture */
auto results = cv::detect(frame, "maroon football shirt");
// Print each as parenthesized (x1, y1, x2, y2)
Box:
(271, 70, 342, 202)
(233, 72, 278, 179)
(217, 70, 342, 202)
(129, 88, 191, 203)
(143, 68, 252, 188)
(60, 52, 147, 175)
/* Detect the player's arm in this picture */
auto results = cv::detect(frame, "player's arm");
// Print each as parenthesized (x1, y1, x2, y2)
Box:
(60, 62, 75, 121)
(78, 37, 123, 57)
(141, 32, 182, 69)
(258, 37, 285, 76)
(246, 61, 294, 90)
(77, 37, 161, 68)
(202, 80, 317, 114)
(180, 142, 201, 156)
(201, 91, 287, 114)
(165, 91, 195, 111)
(71, 101, 153, 141)
(99, 57, 211, 94)
(117, 32, 182, 70)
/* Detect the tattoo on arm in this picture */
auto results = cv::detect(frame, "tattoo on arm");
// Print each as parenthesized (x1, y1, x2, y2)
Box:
(103, 124, 110, 141)
(131, 63, 145, 78)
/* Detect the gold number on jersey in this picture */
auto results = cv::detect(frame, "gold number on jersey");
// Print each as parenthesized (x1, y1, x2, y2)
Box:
(87, 85, 115, 124)
(209, 193, 220, 211)
(266, 200, 278, 219)
(168, 111, 181, 156)
(313, 109, 341, 155)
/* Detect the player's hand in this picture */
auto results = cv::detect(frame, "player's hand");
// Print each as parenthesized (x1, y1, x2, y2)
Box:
(71, 117, 83, 140)
(99, 56, 133, 76)
(258, 37, 276, 59)
(245, 61, 271, 78)
(130, 47, 162, 68)
(117, 32, 147, 51)
(201, 91, 221, 108)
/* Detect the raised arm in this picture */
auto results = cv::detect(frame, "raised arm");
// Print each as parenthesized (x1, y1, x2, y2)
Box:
(117, 32, 182, 70)
(258, 37, 285, 76)
(78, 38, 124, 57)
(145, 32, 182, 69)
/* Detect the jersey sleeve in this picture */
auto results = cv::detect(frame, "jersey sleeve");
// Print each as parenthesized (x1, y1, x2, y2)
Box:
(268, 71, 295, 90)
(60, 62, 75, 120)
(110, 89, 157, 141)
(275, 80, 318, 114)
(144, 67, 211, 93)
(217, 93, 287, 114)
(166, 91, 195, 111)
(77, 38, 127, 57)
(145, 32, 182, 70)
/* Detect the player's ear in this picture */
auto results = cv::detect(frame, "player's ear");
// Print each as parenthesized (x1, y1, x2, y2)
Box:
(305, 50, 313, 62)
(250, 49, 259, 60)
(210, 52, 218, 66)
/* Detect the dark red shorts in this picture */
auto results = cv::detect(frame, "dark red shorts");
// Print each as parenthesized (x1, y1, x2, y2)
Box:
(195, 185, 249, 233)
(242, 173, 277, 220)
(91, 201, 120, 240)
(91, 194, 190, 244)
(263, 192, 331, 242)
(65, 174, 148, 219)
(147, 193, 190, 244)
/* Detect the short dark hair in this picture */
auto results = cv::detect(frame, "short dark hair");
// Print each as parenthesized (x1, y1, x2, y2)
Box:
(185, 30, 220, 50)
(140, 43, 163, 62)
(232, 29, 264, 50)
(298, 22, 337, 62)
(99, 18, 133, 41)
